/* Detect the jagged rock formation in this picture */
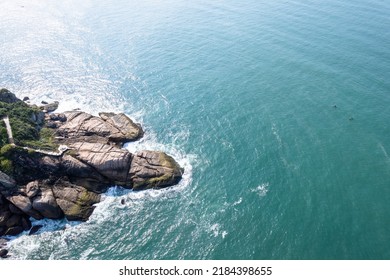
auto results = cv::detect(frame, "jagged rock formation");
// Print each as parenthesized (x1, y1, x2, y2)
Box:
(0, 89, 184, 239)
(52, 111, 143, 146)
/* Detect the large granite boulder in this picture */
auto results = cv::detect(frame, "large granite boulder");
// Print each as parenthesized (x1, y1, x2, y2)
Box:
(8, 194, 42, 220)
(70, 142, 132, 186)
(60, 154, 109, 193)
(55, 111, 143, 146)
(99, 112, 143, 142)
(0, 171, 16, 191)
(31, 187, 63, 219)
(130, 150, 184, 190)
(52, 179, 100, 221)
(7, 179, 101, 222)
(40, 101, 59, 113)
(0, 198, 32, 236)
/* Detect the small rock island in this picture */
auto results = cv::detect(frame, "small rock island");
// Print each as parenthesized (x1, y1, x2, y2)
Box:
(0, 88, 183, 244)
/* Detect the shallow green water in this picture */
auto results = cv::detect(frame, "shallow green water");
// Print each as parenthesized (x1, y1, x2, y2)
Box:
(0, 0, 389, 259)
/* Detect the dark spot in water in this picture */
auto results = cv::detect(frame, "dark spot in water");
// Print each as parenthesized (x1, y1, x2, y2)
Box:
(0, 249, 9, 258)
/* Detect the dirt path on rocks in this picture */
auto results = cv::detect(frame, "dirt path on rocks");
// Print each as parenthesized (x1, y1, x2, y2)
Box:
(2, 116, 14, 145)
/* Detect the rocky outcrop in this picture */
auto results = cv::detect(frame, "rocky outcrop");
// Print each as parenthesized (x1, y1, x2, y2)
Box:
(4, 178, 101, 223)
(0, 90, 184, 239)
(1, 145, 183, 235)
(0, 237, 8, 258)
(99, 112, 144, 142)
(0, 192, 31, 237)
(0, 89, 20, 104)
(70, 142, 132, 186)
(7, 142, 183, 193)
(40, 101, 59, 113)
(60, 154, 109, 193)
(0, 248, 8, 258)
(0, 171, 16, 191)
(55, 111, 143, 146)
(9, 193, 43, 220)
(130, 151, 184, 190)
(52, 179, 100, 221)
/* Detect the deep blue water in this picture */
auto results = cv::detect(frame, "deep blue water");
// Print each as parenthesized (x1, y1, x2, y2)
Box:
(1, 0, 390, 259)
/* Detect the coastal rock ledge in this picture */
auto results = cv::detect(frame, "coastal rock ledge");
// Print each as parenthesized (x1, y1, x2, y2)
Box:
(0, 89, 183, 239)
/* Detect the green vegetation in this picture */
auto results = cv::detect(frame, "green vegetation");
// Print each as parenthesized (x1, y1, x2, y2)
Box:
(0, 125, 7, 147)
(22, 127, 58, 150)
(64, 149, 79, 157)
(0, 144, 22, 175)
(0, 158, 12, 174)
(0, 90, 59, 174)
(0, 100, 40, 145)
(0, 99, 58, 150)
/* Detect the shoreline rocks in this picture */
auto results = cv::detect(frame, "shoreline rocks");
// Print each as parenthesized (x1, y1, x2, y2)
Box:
(0, 237, 8, 258)
(0, 248, 8, 258)
(0, 89, 184, 241)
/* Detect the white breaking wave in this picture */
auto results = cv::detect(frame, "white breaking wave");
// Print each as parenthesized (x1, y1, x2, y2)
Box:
(252, 182, 270, 197)
(89, 131, 196, 222)
(209, 223, 228, 239)
(7, 218, 81, 259)
(232, 197, 243, 206)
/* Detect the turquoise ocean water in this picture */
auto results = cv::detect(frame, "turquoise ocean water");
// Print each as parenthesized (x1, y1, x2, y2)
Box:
(0, 0, 389, 259)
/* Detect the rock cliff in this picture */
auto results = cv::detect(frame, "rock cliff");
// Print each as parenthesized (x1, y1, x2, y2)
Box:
(0, 89, 184, 243)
